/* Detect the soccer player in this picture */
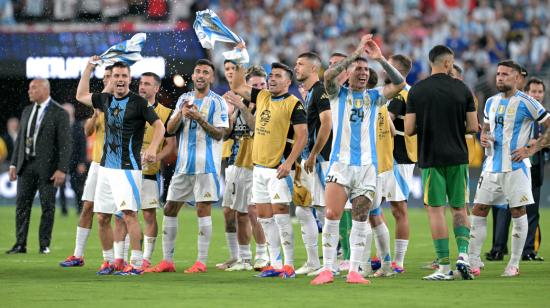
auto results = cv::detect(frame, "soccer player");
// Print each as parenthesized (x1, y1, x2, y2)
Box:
(219, 61, 270, 271)
(59, 65, 112, 267)
(292, 52, 332, 275)
(230, 58, 307, 279)
(404, 45, 478, 281)
(385, 54, 415, 273)
(311, 34, 406, 285)
(76, 59, 165, 275)
(468, 61, 550, 277)
(112, 72, 176, 269)
(146, 59, 230, 274)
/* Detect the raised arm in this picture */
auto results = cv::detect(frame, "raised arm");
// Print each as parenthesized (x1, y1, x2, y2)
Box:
(229, 65, 253, 102)
(76, 56, 100, 107)
(324, 35, 371, 97)
(224, 91, 256, 130)
(363, 40, 405, 99)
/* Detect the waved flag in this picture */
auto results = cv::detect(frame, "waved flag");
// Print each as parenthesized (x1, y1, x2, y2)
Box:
(193, 9, 249, 64)
(91, 33, 147, 67)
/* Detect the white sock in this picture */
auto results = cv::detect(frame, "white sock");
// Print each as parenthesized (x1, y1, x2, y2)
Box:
(315, 207, 326, 228)
(322, 218, 340, 271)
(509, 215, 528, 268)
(73, 226, 91, 258)
(274, 213, 294, 267)
(130, 250, 143, 267)
(361, 223, 373, 270)
(468, 215, 487, 261)
(102, 249, 114, 263)
(349, 220, 369, 273)
(259, 217, 282, 269)
(295, 207, 320, 267)
(373, 223, 391, 265)
(197, 216, 212, 264)
(255, 243, 268, 261)
(143, 235, 156, 261)
(114, 241, 124, 260)
(123, 234, 130, 261)
(162, 216, 178, 261)
(225, 232, 238, 260)
(394, 239, 409, 267)
(239, 244, 252, 261)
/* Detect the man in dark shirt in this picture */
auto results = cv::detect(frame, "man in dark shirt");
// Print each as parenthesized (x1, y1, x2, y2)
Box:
(76, 59, 165, 275)
(405, 45, 479, 281)
(293, 51, 332, 275)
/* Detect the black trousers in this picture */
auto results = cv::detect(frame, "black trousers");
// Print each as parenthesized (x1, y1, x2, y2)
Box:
(490, 185, 542, 255)
(59, 171, 86, 213)
(15, 159, 56, 247)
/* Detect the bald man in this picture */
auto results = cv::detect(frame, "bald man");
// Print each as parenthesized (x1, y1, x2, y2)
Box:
(7, 79, 72, 254)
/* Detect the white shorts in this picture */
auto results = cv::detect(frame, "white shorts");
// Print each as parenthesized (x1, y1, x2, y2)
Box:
(222, 165, 253, 213)
(82, 161, 100, 202)
(313, 161, 330, 207)
(383, 163, 415, 202)
(167, 173, 220, 203)
(326, 162, 376, 202)
(141, 177, 160, 210)
(94, 166, 142, 214)
(473, 168, 534, 208)
(375, 171, 391, 207)
(251, 166, 293, 204)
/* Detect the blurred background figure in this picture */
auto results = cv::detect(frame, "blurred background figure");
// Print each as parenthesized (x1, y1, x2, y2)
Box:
(58, 103, 87, 216)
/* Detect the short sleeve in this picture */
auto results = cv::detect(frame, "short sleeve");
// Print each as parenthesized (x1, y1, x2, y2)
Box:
(291, 102, 307, 125)
(213, 97, 230, 128)
(465, 88, 475, 112)
(141, 100, 159, 125)
(316, 88, 331, 113)
(483, 98, 493, 123)
(251, 88, 261, 104)
(523, 96, 549, 123)
(406, 87, 416, 114)
(92, 93, 109, 111)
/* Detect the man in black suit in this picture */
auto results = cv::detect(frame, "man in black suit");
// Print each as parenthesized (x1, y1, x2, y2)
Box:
(6, 78, 72, 254)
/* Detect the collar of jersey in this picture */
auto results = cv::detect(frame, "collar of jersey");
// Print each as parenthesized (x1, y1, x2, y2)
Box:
(272, 92, 291, 101)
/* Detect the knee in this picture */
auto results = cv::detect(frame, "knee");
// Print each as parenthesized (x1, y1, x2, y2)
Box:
(163, 202, 179, 217)
(510, 206, 526, 218)
(472, 204, 491, 216)
(237, 212, 248, 224)
(196, 204, 211, 217)
(97, 214, 111, 226)
(142, 210, 157, 225)
(391, 202, 407, 219)
(325, 208, 340, 221)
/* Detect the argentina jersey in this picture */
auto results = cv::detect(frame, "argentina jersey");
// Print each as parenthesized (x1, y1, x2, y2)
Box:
(483, 91, 549, 173)
(174, 90, 229, 175)
(329, 86, 387, 166)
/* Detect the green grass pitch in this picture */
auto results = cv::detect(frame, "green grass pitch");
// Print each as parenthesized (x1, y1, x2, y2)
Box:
(0, 206, 548, 307)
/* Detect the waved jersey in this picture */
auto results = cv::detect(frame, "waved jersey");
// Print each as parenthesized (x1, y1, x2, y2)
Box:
(376, 104, 394, 174)
(92, 92, 159, 170)
(142, 102, 174, 176)
(91, 113, 105, 163)
(330, 86, 387, 166)
(483, 91, 549, 173)
(173, 90, 229, 175)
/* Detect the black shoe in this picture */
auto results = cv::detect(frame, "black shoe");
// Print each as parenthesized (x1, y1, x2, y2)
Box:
(6, 245, 27, 254)
(39, 246, 50, 254)
(522, 253, 544, 261)
(485, 251, 504, 261)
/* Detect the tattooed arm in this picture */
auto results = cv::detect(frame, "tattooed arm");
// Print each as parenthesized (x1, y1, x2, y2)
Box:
(324, 35, 372, 97)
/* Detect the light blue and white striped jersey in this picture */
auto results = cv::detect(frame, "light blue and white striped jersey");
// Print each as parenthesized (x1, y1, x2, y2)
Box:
(173, 90, 229, 175)
(329, 86, 387, 166)
(483, 90, 549, 173)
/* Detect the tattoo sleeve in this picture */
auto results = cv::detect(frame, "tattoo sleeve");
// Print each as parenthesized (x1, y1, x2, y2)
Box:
(324, 53, 359, 96)
(378, 58, 404, 85)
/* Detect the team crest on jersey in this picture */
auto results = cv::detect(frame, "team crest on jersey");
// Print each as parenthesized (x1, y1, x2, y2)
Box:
(260, 110, 271, 126)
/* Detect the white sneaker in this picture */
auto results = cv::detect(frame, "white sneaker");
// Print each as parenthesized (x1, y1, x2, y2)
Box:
(295, 263, 321, 275)
(225, 260, 253, 272)
(501, 265, 520, 277)
(307, 267, 340, 277)
(422, 269, 455, 281)
(216, 259, 238, 270)
(358, 266, 373, 278)
(370, 264, 396, 278)
(253, 258, 269, 271)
